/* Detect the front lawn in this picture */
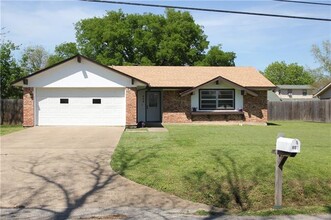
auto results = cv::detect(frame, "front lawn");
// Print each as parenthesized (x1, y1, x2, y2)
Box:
(0, 125, 24, 136)
(111, 121, 331, 213)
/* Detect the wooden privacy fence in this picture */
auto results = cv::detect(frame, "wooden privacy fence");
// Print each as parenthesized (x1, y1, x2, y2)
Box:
(268, 100, 331, 122)
(1, 99, 23, 125)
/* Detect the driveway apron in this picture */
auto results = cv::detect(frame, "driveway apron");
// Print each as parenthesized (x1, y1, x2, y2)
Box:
(0, 126, 210, 219)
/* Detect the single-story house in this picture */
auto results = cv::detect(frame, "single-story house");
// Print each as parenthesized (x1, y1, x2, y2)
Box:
(274, 85, 315, 100)
(13, 55, 275, 127)
(314, 82, 331, 99)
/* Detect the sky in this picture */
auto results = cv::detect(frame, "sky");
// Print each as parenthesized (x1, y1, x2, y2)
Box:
(1, 0, 331, 71)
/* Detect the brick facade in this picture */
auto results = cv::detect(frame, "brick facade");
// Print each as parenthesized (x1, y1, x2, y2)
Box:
(243, 90, 268, 123)
(161, 90, 268, 123)
(126, 88, 137, 125)
(23, 87, 34, 127)
(162, 91, 191, 123)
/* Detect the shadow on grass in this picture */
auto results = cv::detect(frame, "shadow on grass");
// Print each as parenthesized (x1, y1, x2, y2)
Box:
(326, 205, 331, 213)
(183, 153, 253, 213)
(267, 122, 280, 126)
(111, 146, 158, 175)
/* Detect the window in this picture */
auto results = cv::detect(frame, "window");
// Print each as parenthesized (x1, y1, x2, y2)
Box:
(200, 90, 234, 110)
(92, 99, 101, 104)
(148, 93, 158, 107)
(303, 90, 307, 96)
(60, 98, 69, 104)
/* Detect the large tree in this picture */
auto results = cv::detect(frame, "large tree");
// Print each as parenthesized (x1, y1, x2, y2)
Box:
(264, 61, 314, 85)
(75, 9, 234, 66)
(47, 42, 78, 66)
(0, 41, 25, 99)
(21, 45, 49, 74)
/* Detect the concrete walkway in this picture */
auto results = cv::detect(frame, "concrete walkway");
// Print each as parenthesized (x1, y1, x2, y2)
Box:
(0, 126, 211, 219)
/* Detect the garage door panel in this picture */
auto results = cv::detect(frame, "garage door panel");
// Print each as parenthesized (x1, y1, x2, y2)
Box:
(36, 88, 126, 126)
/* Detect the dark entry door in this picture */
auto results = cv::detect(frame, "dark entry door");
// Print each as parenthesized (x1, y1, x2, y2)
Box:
(146, 91, 161, 122)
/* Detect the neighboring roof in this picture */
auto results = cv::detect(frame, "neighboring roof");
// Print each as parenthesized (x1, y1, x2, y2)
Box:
(12, 55, 149, 86)
(314, 82, 331, 97)
(112, 66, 275, 88)
(276, 85, 314, 90)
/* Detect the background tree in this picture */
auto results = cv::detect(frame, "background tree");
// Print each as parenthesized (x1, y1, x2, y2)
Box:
(75, 9, 234, 66)
(0, 41, 25, 98)
(47, 42, 78, 66)
(311, 40, 331, 75)
(21, 45, 49, 74)
(264, 61, 314, 85)
(308, 40, 331, 88)
(195, 45, 236, 66)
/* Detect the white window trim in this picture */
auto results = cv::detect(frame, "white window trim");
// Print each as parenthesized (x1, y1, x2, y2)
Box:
(199, 89, 235, 110)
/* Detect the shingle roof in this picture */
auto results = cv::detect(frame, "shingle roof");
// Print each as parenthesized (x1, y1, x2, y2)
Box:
(277, 85, 314, 89)
(111, 66, 275, 88)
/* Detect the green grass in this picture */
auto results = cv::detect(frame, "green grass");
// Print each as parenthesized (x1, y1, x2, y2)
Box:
(0, 125, 24, 136)
(111, 121, 331, 213)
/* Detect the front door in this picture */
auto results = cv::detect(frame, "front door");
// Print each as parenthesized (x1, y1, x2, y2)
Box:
(146, 91, 161, 122)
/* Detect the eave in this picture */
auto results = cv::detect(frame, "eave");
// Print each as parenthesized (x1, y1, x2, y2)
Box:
(179, 76, 258, 97)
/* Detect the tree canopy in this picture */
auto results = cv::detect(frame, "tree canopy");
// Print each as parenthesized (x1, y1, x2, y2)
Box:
(195, 45, 236, 66)
(47, 42, 78, 66)
(21, 45, 49, 74)
(75, 9, 235, 66)
(311, 40, 331, 76)
(309, 40, 331, 88)
(264, 61, 315, 85)
(0, 41, 25, 99)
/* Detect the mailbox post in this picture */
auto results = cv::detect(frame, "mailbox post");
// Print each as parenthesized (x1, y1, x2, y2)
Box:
(273, 133, 300, 209)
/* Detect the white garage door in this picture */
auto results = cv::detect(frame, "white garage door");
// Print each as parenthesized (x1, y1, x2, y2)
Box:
(36, 88, 126, 126)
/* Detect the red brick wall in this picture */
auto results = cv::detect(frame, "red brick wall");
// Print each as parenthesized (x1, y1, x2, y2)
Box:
(23, 87, 34, 127)
(162, 91, 191, 123)
(161, 90, 268, 123)
(126, 88, 137, 125)
(243, 90, 268, 123)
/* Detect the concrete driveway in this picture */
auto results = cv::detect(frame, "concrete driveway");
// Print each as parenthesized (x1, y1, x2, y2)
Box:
(0, 126, 211, 219)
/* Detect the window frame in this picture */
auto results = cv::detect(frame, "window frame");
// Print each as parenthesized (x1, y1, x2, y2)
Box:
(60, 98, 69, 104)
(92, 98, 102, 104)
(199, 89, 235, 110)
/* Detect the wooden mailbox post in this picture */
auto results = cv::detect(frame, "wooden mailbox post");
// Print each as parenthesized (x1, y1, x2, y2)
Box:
(273, 133, 300, 209)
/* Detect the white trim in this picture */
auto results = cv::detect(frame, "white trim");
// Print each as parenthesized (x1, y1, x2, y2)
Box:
(124, 88, 127, 125)
(33, 87, 37, 126)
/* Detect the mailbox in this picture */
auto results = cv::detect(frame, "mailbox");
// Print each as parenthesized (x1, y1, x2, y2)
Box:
(276, 137, 300, 153)
(276, 137, 301, 153)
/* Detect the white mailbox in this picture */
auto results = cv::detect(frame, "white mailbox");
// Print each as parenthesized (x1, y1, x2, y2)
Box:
(276, 137, 300, 153)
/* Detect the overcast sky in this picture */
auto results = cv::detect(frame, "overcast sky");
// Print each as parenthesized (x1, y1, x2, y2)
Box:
(1, 0, 330, 71)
